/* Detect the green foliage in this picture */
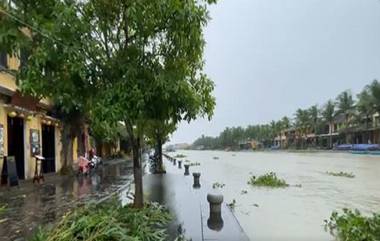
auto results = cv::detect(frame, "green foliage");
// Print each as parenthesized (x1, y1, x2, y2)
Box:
(322, 100, 336, 123)
(248, 172, 289, 188)
(30, 199, 171, 241)
(336, 90, 355, 117)
(192, 80, 380, 150)
(175, 154, 186, 158)
(241, 190, 248, 195)
(326, 171, 355, 178)
(227, 199, 237, 210)
(325, 209, 380, 241)
(212, 182, 225, 189)
(0, 204, 6, 214)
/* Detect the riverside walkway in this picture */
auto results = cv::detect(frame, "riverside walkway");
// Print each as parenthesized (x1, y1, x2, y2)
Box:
(0, 159, 134, 241)
(144, 155, 250, 241)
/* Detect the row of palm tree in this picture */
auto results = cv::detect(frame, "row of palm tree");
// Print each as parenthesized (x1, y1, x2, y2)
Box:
(193, 80, 380, 150)
(283, 80, 380, 148)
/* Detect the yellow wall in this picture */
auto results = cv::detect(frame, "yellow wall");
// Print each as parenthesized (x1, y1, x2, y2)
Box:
(55, 127, 62, 171)
(73, 137, 78, 164)
(0, 102, 8, 173)
(24, 115, 42, 179)
(0, 72, 18, 92)
(0, 54, 63, 179)
(0, 107, 63, 179)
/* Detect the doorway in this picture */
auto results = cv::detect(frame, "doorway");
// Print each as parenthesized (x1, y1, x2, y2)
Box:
(42, 124, 55, 173)
(7, 116, 25, 179)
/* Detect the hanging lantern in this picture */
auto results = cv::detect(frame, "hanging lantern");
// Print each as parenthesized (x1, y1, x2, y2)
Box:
(47, 120, 52, 125)
(8, 111, 17, 117)
(55, 123, 59, 127)
(19, 113, 25, 118)
(26, 115, 33, 121)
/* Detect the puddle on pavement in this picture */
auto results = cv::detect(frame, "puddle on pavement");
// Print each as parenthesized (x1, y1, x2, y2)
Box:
(0, 160, 133, 241)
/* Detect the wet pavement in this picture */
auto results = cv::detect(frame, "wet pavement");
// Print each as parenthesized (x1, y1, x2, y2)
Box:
(0, 155, 249, 241)
(144, 156, 250, 241)
(0, 159, 134, 241)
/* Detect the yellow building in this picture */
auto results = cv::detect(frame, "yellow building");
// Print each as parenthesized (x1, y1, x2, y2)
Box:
(0, 52, 63, 180)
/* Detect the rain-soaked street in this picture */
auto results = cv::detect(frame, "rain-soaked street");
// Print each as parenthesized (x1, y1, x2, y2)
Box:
(0, 159, 133, 241)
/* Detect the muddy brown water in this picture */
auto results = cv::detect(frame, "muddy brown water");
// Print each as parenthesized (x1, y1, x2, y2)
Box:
(174, 150, 380, 241)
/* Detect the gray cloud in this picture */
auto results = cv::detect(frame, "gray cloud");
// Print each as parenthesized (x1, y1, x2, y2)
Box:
(170, 0, 380, 144)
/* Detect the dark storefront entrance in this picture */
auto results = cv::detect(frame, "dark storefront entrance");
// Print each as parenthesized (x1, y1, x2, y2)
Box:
(42, 124, 55, 173)
(7, 116, 25, 179)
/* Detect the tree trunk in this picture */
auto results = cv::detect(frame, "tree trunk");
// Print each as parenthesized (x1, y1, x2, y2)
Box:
(60, 123, 74, 174)
(132, 137, 144, 208)
(157, 136, 163, 172)
(329, 122, 333, 149)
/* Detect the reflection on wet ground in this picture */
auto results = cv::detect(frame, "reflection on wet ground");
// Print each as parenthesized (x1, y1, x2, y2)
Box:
(0, 159, 133, 241)
(144, 157, 249, 241)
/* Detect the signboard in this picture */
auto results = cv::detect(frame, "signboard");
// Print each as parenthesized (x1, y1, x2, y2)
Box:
(30, 129, 40, 156)
(6, 156, 18, 186)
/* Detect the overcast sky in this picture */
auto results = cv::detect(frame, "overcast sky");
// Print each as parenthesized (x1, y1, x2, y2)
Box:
(169, 0, 380, 144)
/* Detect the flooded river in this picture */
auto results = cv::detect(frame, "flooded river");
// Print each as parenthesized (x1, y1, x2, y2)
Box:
(175, 150, 380, 241)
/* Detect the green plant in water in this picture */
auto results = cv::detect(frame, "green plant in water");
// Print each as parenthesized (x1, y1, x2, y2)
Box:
(175, 154, 186, 158)
(212, 182, 225, 189)
(30, 198, 171, 241)
(248, 172, 289, 188)
(0, 205, 6, 215)
(324, 208, 380, 241)
(227, 199, 237, 210)
(241, 190, 248, 195)
(326, 171, 355, 178)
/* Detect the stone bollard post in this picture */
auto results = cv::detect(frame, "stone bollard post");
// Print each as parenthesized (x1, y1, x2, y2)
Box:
(173, 159, 177, 165)
(184, 164, 190, 175)
(193, 172, 201, 188)
(178, 160, 182, 169)
(207, 193, 224, 231)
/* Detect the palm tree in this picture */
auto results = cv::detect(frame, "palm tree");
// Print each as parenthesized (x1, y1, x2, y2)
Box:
(308, 105, 319, 133)
(357, 87, 374, 143)
(308, 105, 319, 147)
(295, 108, 310, 149)
(322, 100, 335, 149)
(367, 79, 380, 115)
(281, 116, 291, 129)
(336, 90, 354, 126)
(336, 90, 355, 143)
(280, 116, 291, 148)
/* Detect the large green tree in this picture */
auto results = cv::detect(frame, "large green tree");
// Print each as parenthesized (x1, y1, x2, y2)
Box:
(0, 0, 99, 172)
(86, 0, 216, 207)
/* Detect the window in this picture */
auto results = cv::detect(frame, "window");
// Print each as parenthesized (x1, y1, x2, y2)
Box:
(0, 51, 7, 68)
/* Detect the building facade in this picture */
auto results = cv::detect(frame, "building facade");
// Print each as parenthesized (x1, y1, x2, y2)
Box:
(0, 52, 63, 180)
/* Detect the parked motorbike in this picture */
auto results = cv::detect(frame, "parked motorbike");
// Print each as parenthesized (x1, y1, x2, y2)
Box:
(77, 155, 102, 175)
(89, 155, 102, 169)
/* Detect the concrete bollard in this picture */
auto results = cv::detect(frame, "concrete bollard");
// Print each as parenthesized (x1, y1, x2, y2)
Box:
(173, 159, 177, 165)
(178, 160, 182, 169)
(193, 172, 201, 188)
(207, 193, 224, 231)
(184, 164, 190, 175)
